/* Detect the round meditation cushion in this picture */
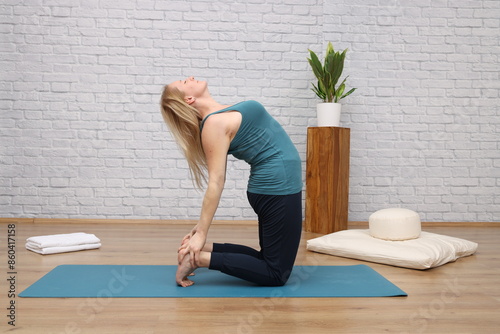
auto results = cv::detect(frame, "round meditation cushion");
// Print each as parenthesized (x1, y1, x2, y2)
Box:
(369, 208, 421, 241)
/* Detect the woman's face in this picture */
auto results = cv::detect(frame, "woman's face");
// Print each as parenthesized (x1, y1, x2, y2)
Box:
(170, 76, 208, 100)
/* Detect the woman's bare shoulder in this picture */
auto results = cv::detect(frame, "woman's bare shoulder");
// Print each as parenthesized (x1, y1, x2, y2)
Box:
(202, 111, 241, 140)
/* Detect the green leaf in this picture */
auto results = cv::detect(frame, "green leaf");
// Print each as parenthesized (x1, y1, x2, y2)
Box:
(307, 50, 324, 81)
(340, 88, 356, 100)
(331, 50, 346, 89)
(335, 83, 345, 103)
(311, 82, 326, 101)
(326, 42, 334, 56)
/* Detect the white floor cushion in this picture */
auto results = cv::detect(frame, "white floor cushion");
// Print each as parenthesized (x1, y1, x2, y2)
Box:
(369, 208, 421, 240)
(307, 229, 478, 270)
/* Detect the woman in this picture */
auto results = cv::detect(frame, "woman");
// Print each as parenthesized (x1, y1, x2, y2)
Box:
(160, 76, 302, 287)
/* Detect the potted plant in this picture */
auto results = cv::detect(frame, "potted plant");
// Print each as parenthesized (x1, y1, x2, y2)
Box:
(307, 42, 356, 126)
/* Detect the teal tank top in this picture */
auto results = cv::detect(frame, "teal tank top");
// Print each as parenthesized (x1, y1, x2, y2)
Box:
(200, 100, 302, 195)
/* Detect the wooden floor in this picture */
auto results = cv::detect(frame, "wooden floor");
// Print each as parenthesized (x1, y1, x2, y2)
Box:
(0, 220, 499, 334)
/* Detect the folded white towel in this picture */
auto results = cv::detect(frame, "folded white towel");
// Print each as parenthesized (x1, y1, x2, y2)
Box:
(26, 232, 101, 248)
(26, 242, 101, 255)
(25, 232, 101, 255)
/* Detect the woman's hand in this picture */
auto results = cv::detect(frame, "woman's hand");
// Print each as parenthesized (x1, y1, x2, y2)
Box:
(179, 225, 198, 248)
(178, 227, 206, 268)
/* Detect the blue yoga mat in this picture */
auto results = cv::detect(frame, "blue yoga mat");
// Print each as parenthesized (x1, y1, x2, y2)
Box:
(19, 264, 406, 298)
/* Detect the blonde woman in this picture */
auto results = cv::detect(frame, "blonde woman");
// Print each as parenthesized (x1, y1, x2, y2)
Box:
(161, 77, 302, 287)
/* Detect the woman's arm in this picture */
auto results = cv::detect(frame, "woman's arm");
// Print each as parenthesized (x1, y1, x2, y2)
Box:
(197, 116, 231, 235)
(178, 115, 232, 267)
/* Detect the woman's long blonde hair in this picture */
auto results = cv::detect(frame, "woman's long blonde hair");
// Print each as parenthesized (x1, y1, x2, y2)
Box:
(160, 85, 207, 189)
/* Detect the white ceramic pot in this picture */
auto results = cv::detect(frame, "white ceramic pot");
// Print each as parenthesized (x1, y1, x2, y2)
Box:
(317, 103, 342, 127)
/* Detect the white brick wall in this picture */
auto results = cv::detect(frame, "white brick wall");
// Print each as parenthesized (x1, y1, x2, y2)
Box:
(325, 0, 499, 222)
(0, 0, 498, 222)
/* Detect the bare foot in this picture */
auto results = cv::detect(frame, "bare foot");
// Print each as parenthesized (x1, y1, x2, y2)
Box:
(176, 253, 197, 287)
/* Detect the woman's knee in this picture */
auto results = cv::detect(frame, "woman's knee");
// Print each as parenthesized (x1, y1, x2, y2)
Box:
(265, 267, 293, 287)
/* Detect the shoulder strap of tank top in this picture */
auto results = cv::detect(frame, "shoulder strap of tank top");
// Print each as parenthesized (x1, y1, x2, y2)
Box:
(199, 102, 242, 131)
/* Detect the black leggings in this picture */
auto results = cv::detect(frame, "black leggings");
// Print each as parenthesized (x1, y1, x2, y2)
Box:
(209, 191, 302, 286)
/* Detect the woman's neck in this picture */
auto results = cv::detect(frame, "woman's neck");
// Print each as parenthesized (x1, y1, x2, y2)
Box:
(195, 97, 231, 118)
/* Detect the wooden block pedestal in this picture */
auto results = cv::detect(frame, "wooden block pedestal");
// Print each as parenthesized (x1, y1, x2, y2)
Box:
(305, 127, 350, 234)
